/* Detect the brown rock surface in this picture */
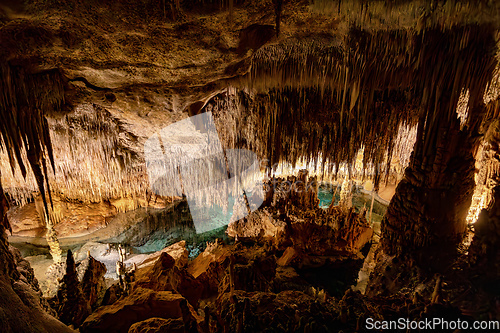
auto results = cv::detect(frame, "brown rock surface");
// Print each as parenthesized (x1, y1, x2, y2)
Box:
(187, 240, 232, 299)
(218, 249, 277, 294)
(226, 174, 373, 263)
(278, 205, 372, 257)
(0, 272, 75, 333)
(226, 208, 286, 240)
(80, 288, 195, 333)
(44, 261, 67, 298)
(187, 240, 229, 280)
(9, 245, 57, 316)
(128, 317, 185, 333)
(7, 194, 174, 239)
(133, 240, 189, 269)
(188, 241, 278, 299)
(216, 290, 339, 333)
(134, 252, 203, 308)
(276, 247, 299, 267)
(273, 266, 310, 293)
(44, 252, 107, 303)
(0, 186, 73, 333)
(78, 255, 108, 309)
(101, 282, 125, 307)
(2, 1, 500, 331)
(8, 199, 191, 255)
(8, 195, 116, 238)
(7, 203, 45, 237)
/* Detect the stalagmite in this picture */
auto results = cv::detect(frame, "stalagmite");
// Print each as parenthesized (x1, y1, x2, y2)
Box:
(45, 223, 62, 263)
(466, 120, 500, 224)
(430, 275, 442, 304)
(56, 250, 91, 327)
(380, 24, 498, 263)
(469, 118, 500, 268)
(339, 178, 352, 208)
(369, 190, 375, 226)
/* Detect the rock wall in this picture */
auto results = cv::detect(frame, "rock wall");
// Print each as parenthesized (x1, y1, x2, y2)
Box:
(80, 243, 201, 333)
(0, 183, 73, 332)
(381, 122, 476, 265)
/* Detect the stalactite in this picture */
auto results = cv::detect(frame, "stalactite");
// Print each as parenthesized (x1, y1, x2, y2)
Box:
(1, 103, 149, 206)
(311, 0, 500, 29)
(0, 64, 64, 208)
(209, 86, 417, 189)
(0, 171, 12, 235)
(272, 0, 283, 37)
(0, 62, 66, 262)
(467, 117, 500, 295)
(214, 22, 499, 265)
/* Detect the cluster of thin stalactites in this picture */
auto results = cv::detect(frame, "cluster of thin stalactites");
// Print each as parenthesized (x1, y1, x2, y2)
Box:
(1, 13, 500, 222)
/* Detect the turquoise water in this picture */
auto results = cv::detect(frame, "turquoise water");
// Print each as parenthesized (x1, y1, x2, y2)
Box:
(132, 184, 386, 259)
(131, 224, 232, 258)
(318, 184, 340, 208)
(317, 183, 388, 217)
(130, 200, 236, 258)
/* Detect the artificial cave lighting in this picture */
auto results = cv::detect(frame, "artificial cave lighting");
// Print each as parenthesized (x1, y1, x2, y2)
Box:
(466, 191, 488, 225)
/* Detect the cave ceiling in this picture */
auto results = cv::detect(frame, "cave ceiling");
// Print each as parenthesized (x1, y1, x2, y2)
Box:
(0, 0, 500, 208)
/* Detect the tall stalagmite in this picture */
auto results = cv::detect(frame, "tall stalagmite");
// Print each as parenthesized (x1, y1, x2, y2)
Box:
(381, 25, 498, 265)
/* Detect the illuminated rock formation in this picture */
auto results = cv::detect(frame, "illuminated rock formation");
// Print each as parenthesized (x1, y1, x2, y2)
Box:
(80, 288, 198, 333)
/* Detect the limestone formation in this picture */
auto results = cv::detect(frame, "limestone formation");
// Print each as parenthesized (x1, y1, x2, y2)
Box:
(228, 174, 373, 258)
(216, 290, 339, 333)
(226, 208, 286, 240)
(54, 250, 91, 327)
(468, 120, 500, 290)
(128, 317, 186, 333)
(133, 240, 189, 270)
(78, 255, 108, 310)
(80, 288, 196, 333)
(133, 252, 204, 308)
(45, 224, 62, 263)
